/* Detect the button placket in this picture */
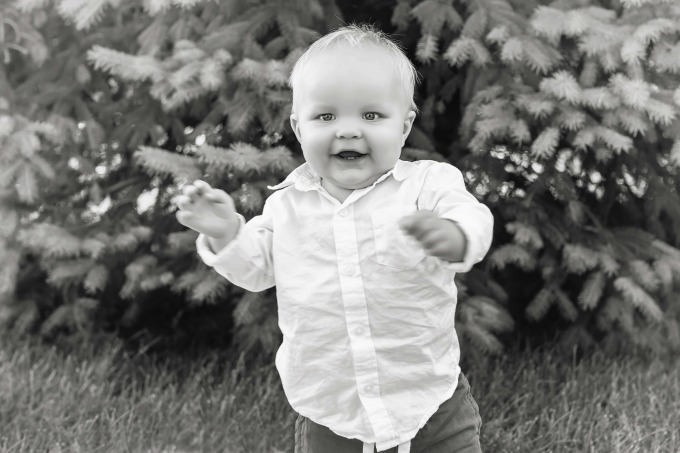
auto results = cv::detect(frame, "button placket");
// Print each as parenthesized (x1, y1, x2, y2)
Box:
(332, 202, 396, 443)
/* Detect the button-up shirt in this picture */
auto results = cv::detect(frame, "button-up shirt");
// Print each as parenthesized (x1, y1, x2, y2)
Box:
(197, 159, 493, 452)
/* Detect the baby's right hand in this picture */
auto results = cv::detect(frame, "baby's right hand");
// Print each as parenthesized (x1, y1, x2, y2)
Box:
(175, 180, 238, 239)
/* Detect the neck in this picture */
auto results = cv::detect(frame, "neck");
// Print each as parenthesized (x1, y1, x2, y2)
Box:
(321, 179, 353, 203)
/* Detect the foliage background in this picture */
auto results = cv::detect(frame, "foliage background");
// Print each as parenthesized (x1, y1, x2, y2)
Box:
(1, 0, 680, 357)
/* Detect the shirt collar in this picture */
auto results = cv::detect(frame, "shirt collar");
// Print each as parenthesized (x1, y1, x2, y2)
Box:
(267, 160, 418, 192)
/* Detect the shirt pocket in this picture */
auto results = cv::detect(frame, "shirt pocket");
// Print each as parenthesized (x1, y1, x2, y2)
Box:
(371, 207, 426, 270)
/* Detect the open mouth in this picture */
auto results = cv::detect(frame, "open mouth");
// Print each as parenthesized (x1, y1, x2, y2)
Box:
(334, 151, 365, 160)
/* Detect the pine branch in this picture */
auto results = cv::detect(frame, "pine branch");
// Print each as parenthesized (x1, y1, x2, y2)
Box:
(461, 7, 488, 40)
(410, 0, 463, 35)
(578, 271, 606, 310)
(540, 70, 582, 104)
(15, 0, 52, 12)
(167, 230, 199, 255)
(500, 37, 523, 64)
(17, 223, 82, 259)
(259, 146, 297, 173)
(650, 40, 680, 73)
(88, 45, 164, 82)
(671, 140, 680, 167)
(556, 108, 587, 131)
(84, 264, 108, 294)
(653, 258, 674, 288)
(644, 98, 677, 126)
(195, 143, 263, 173)
(525, 287, 554, 321)
(516, 93, 555, 119)
(530, 7, 565, 43)
(554, 289, 578, 321)
(489, 243, 536, 271)
(573, 128, 596, 151)
(120, 255, 158, 299)
(58, 0, 116, 30)
(486, 25, 509, 45)
(416, 34, 438, 63)
(522, 38, 560, 74)
(562, 244, 600, 274)
(580, 87, 620, 110)
(609, 74, 651, 108)
(505, 222, 543, 250)
(614, 276, 663, 321)
(629, 260, 660, 292)
(531, 127, 560, 159)
(616, 108, 649, 136)
(135, 146, 201, 180)
(46, 258, 93, 287)
(510, 119, 531, 144)
(594, 126, 633, 153)
(444, 37, 490, 67)
(234, 291, 267, 326)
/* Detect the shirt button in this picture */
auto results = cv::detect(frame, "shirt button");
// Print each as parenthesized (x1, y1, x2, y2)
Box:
(338, 208, 348, 217)
(364, 385, 374, 393)
(341, 266, 355, 276)
(354, 327, 364, 335)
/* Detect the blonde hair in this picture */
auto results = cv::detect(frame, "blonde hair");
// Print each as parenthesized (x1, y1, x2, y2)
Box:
(288, 24, 419, 113)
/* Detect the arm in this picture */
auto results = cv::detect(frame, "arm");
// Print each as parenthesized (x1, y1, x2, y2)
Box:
(399, 212, 467, 262)
(399, 163, 493, 270)
(175, 180, 275, 292)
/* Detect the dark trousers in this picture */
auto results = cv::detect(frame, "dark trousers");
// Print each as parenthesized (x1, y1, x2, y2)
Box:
(295, 373, 482, 453)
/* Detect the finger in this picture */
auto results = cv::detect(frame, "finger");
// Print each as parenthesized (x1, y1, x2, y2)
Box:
(192, 180, 212, 195)
(175, 195, 193, 211)
(204, 189, 231, 205)
(398, 216, 416, 233)
(401, 217, 432, 241)
(175, 210, 193, 226)
(183, 184, 202, 203)
(399, 211, 437, 231)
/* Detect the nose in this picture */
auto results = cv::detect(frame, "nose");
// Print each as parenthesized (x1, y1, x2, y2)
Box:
(335, 120, 362, 139)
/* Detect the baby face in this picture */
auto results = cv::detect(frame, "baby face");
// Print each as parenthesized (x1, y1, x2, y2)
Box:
(290, 47, 416, 201)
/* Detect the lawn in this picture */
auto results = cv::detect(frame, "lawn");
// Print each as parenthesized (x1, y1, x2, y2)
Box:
(1, 335, 678, 453)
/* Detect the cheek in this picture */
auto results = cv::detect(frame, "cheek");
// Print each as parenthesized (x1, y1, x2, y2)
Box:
(367, 128, 404, 153)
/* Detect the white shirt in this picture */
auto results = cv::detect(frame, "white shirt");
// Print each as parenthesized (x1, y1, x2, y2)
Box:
(197, 160, 493, 452)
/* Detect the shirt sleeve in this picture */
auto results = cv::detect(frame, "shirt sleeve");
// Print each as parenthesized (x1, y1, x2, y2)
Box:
(418, 162, 494, 273)
(196, 199, 276, 292)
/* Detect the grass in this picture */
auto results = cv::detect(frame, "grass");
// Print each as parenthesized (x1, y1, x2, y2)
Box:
(1, 335, 678, 453)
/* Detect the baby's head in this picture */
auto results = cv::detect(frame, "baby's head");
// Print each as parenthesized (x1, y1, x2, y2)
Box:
(288, 24, 419, 201)
(289, 24, 418, 114)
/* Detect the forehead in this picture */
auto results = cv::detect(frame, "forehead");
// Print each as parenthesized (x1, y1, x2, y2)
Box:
(307, 45, 398, 75)
(296, 46, 405, 106)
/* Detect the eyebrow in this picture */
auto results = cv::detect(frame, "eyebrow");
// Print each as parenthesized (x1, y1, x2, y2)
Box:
(307, 102, 392, 112)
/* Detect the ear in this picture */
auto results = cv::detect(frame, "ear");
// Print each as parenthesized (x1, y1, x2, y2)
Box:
(401, 110, 416, 146)
(290, 113, 302, 142)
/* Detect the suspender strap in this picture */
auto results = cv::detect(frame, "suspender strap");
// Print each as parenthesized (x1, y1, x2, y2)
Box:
(362, 442, 375, 453)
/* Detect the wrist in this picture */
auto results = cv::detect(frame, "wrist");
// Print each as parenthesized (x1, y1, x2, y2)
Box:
(206, 215, 240, 252)
(442, 220, 467, 262)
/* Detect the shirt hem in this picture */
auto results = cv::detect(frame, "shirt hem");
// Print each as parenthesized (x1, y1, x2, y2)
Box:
(292, 367, 461, 452)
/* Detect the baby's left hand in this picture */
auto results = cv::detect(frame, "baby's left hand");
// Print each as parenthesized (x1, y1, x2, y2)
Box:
(399, 211, 466, 262)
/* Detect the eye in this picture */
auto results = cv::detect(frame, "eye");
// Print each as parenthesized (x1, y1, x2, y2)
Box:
(318, 113, 334, 121)
(363, 112, 380, 121)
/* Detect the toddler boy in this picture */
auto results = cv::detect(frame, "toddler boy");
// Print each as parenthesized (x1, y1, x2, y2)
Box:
(175, 24, 493, 453)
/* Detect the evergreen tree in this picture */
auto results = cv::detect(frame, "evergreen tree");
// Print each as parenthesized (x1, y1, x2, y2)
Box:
(435, 0, 680, 354)
(2, 0, 679, 356)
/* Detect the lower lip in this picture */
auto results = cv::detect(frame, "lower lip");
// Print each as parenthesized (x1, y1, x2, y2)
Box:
(334, 154, 366, 161)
